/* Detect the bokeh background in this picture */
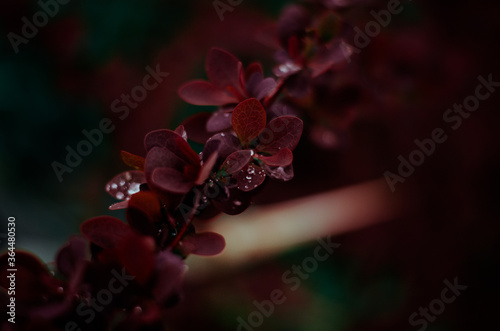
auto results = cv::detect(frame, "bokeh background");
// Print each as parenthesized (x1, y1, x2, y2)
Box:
(1, 0, 499, 330)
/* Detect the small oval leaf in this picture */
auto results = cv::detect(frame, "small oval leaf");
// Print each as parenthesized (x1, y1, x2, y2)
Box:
(231, 98, 267, 147)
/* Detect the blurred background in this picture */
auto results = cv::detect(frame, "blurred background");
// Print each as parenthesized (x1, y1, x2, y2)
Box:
(1, 0, 499, 330)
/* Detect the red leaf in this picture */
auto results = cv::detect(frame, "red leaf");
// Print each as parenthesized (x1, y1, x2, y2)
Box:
(206, 48, 244, 94)
(257, 148, 293, 166)
(178, 80, 237, 106)
(196, 150, 218, 185)
(109, 200, 129, 210)
(231, 98, 267, 147)
(117, 233, 156, 285)
(121, 151, 145, 171)
(221, 150, 253, 174)
(180, 232, 226, 256)
(151, 167, 194, 194)
(126, 191, 161, 236)
(174, 125, 188, 141)
(256, 116, 303, 154)
(80, 216, 133, 249)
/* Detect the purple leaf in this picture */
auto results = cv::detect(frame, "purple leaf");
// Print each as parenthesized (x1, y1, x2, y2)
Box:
(277, 5, 311, 50)
(257, 148, 293, 166)
(144, 129, 200, 166)
(144, 129, 179, 152)
(201, 138, 222, 163)
(145, 147, 189, 177)
(245, 62, 263, 81)
(254, 77, 278, 100)
(212, 188, 252, 215)
(106, 170, 145, 201)
(310, 40, 353, 77)
(80, 216, 133, 249)
(256, 116, 303, 154)
(268, 100, 299, 118)
(205, 133, 241, 162)
(151, 167, 194, 194)
(178, 80, 238, 106)
(235, 164, 266, 192)
(56, 236, 88, 280)
(180, 232, 226, 256)
(206, 109, 234, 133)
(206, 48, 244, 94)
(152, 251, 185, 304)
(221, 150, 253, 174)
(245, 71, 263, 95)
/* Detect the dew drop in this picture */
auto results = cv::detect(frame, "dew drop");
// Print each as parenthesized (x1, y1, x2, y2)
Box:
(128, 183, 140, 195)
(111, 183, 118, 189)
(234, 200, 242, 206)
(116, 192, 125, 200)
